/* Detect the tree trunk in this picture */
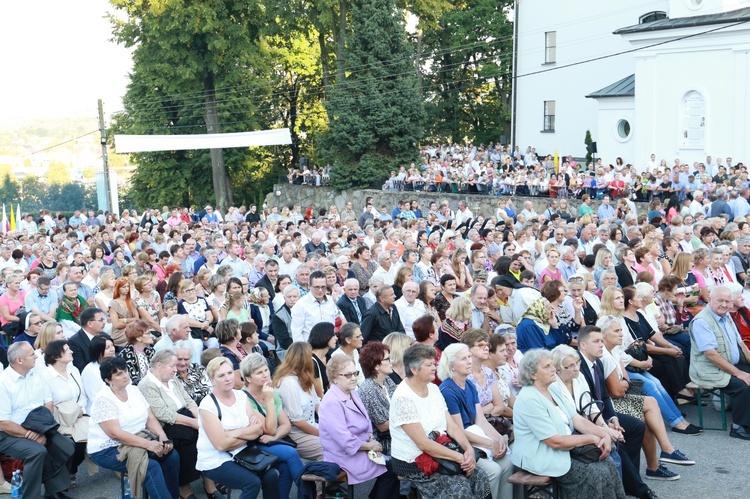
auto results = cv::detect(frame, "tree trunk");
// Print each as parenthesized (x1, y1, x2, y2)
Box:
(319, 31, 330, 93)
(204, 72, 232, 212)
(336, 0, 347, 83)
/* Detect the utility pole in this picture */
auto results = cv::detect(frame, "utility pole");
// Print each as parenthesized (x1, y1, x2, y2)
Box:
(98, 99, 112, 214)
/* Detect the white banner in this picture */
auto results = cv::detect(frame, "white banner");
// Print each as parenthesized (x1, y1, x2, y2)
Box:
(114, 128, 292, 153)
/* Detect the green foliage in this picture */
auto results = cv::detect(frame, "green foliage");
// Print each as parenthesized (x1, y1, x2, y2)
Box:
(322, 0, 424, 188)
(45, 161, 72, 185)
(584, 129, 593, 166)
(421, 0, 514, 144)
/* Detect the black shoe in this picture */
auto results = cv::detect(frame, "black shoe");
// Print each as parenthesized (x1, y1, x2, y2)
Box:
(730, 424, 750, 440)
(641, 488, 659, 499)
(671, 423, 703, 435)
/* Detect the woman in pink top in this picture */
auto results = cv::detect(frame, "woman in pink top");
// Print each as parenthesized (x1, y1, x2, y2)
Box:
(538, 247, 563, 285)
(0, 274, 26, 332)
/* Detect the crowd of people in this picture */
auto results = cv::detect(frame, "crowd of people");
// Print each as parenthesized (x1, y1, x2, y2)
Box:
(1, 178, 750, 499)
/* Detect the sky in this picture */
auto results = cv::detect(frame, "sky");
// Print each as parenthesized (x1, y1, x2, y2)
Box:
(0, 0, 132, 125)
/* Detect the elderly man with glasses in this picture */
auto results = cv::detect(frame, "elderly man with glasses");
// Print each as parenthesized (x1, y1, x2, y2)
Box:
(394, 281, 426, 340)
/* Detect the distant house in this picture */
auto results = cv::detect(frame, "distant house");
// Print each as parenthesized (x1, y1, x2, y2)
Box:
(514, 0, 750, 170)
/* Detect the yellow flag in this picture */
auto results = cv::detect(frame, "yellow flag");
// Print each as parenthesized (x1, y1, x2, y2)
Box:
(9, 204, 15, 231)
(554, 149, 560, 173)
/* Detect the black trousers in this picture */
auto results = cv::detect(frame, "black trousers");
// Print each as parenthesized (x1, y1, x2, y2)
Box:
(722, 362, 750, 427)
(649, 353, 688, 399)
(615, 412, 649, 498)
(365, 464, 400, 499)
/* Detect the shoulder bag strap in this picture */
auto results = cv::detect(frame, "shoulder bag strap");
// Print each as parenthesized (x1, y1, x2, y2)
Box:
(243, 390, 266, 418)
(209, 393, 222, 420)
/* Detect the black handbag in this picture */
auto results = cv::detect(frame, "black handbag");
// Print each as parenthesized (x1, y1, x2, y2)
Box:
(570, 441, 602, 464)
(428, 431, 483, 475)
(209, 393, 279, 474)
(142, 429, 174, 463)
(626, 378, 644, 396)
(162, 407, 199, 445)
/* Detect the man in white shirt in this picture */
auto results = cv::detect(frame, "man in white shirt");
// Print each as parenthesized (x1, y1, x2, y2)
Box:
(290, 271, 346, 343)
(0, 343, 74, 499)
(372, 252, 396, 286)
(277, 246, 301, 277)
(456, 201, 474, 223)
(154, 314, 201, 364)
(394, 282, 426, 339)
(222, 242, 251, 279)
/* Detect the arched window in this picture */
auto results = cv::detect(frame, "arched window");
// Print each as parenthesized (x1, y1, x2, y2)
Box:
(639, 11, 667, 24)
(681, 91, 705, 148)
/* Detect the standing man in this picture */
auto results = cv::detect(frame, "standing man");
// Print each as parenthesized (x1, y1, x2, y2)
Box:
(0, 342, 75, 499)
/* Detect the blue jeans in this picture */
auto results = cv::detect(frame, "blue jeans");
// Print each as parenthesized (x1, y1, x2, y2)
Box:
(203, 460, 280, 499)
(629, 371, 684, 427)
(257, 443, 303, 499)
(90, 446, 180, 499)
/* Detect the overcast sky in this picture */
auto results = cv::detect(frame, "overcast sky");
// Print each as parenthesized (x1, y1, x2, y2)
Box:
(0, 0, 132, 125)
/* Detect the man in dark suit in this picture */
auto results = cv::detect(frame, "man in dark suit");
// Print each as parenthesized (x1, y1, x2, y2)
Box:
(68, 307, 105, 372)
(578, 325, 657, 499)
(337, 278, 368, 325)
(360, 285, 405, 345)
(255, 259, 279, 302)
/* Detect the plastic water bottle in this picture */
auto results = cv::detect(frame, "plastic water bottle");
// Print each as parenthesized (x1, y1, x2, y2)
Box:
(123, 475, 131, 499)
(10, 470, 22, 499)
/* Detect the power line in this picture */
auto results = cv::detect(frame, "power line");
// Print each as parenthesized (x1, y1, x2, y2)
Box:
(27, 130, 99, 156)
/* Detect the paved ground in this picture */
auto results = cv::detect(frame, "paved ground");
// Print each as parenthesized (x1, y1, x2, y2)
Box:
(61, 399, 748, 499)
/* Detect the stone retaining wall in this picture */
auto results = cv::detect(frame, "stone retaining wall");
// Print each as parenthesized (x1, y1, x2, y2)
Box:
(265, 184, 647, 219)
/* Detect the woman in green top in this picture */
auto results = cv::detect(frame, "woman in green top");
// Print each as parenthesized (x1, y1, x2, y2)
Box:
(220, 277, 250, 323)
(578, 194, 595, 217)
(56, 282, 87, 324)
(240, 353, 303, 499)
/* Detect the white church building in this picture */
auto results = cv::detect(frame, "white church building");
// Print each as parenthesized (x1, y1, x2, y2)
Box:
(514, 0, 750, 170)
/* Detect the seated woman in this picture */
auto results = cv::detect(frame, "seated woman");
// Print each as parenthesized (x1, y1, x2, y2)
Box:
(511, 349, 625, 499)
(462, 330, 512, 424)
(138, 349, 202, 499)
(436, 295, 472, 350)
(197, 357, 280, 499)
(516, 297, 563, 353)
(319, 355, 401, 499)
(439, 343, 513, 499)
(33, 321, 65, 371)
(389, 343, 491, 499)
(241, 353, 304, 499)
(87, 357, 180, 499)
(42, 340, 88, 485)
(621, 286, 693, 404)
(81, 334, 115, 413)
(309, 323, 337, 397)
(174, 344, 212, 405)
(357, 342, 397, 455)
(216, 319, 244, 389)
(118, 319, 155, 385)
(274, 342, 324, 461)
(330, 323, 365, 386)
(594, 319, 697, 479)
(383, 332, 412, 386)
(484, 334, 515, 417)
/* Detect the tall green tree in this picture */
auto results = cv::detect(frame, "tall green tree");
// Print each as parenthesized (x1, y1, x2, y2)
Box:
(45, 161, 72, 185)
(322, 0, 424, 188)
(421, 0, 514, 143)
(109, 0, 270, 211)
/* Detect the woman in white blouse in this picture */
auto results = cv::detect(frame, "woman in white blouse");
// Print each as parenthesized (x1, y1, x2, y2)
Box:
(42, 339, 88, 484)
(33, 322, 65, 372)
(80, 334, 116, 414)
(273, 342, 324, 461)
(87, 356, 179, 498)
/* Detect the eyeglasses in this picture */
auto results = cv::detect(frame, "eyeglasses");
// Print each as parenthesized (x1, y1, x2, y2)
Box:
(338, 371, 360, 379)
(473, 342, 490, 349)
(29, 321, 42, 327)
(562, 360, 581, 370)
(185, 288, 196, 292)
(568, 276, 584, 283)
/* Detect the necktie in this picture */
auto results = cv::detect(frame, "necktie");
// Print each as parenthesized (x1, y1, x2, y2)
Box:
(352, 299, 362, 323)
(592, 362, 602, 399)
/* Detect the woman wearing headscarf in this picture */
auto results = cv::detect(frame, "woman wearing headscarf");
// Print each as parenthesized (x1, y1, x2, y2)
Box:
(516, 298, 563, 353)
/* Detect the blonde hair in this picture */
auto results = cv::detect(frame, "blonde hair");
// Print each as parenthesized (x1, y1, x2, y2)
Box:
(445, 295, 472, 322)
(206, 356, 233, 379)
(599, 287, 624, 317)
(383, 332, 413, 368)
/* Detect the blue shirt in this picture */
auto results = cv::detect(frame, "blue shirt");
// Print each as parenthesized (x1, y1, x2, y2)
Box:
(597, 204, 616, 221)
(440, 378, 479, 428)
(25, 289, 56, 316)
(692, 308, 741, 364)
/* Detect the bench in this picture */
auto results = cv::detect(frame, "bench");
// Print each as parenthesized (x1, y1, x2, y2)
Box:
(508, 470, 559, 499)
(687, 381, 728, 431)
(301, 470, 353, 498)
